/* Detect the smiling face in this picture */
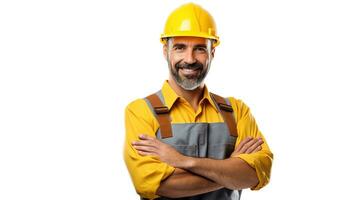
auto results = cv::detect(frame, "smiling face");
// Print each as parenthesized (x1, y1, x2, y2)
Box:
(164, 36, 214, 91)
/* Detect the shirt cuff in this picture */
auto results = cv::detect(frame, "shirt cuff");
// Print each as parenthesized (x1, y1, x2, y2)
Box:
(235, 152, 272, 190)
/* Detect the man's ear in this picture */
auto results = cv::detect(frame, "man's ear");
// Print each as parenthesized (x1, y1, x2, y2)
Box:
(211, 48, 215, 58)
(163, 45, 167, 59)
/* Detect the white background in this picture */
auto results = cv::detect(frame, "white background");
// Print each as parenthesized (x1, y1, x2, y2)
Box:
(1, 0, 356, 199)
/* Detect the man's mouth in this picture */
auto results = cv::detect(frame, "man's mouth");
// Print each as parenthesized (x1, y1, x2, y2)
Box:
(178, 67, 201, 76)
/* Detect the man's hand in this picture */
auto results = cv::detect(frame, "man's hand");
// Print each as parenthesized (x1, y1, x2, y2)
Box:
(230, 137, 264, 157)
(132, 134, 187, 168)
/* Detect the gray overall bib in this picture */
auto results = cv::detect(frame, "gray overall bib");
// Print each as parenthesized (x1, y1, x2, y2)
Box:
(142, 91, 242, 200)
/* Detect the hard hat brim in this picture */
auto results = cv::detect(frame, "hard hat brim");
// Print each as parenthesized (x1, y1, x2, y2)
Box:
(160, 33, 220, 47)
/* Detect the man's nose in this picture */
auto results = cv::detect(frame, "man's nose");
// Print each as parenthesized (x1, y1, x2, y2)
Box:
(183, 49, 197, 64)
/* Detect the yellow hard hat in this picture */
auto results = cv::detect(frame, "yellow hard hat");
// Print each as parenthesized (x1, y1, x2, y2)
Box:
(161, 3, 220, 47)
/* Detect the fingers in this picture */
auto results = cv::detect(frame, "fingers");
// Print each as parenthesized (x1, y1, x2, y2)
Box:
(132, 134, 159, 156)
(236, 137, 264, 154)
(132, 139, 155, 147)
(245, 138, 264, 154)
(132, 134, 157, 146)
(137, 150, 157, 157)
(132, 145, 157, 153)
(139, 134, 154, 140)
(252, 145, 262, 153)
(132, 140, 158, 157)
(235, 137, 253, 153)
(240, 137, 263, 154)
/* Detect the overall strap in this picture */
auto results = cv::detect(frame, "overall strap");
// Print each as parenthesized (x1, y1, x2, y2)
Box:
(146, 93, 173, 139)
(210, 93, 238, 137)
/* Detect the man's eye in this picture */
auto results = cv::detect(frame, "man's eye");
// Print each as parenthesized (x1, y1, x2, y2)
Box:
(174, 46, 184, 50)
(196, 47, 207, 52)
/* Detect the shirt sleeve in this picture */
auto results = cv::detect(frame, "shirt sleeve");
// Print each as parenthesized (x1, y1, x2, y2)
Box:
(229, 98, 274, 190)
(123, 99, 175, 199)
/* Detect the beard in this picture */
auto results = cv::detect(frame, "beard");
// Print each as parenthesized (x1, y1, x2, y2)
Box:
(169, 60, 209, 91)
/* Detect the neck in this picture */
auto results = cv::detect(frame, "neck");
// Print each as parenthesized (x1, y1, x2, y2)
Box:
(168, 78, 204, 111)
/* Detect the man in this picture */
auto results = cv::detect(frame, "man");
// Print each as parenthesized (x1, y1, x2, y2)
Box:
(124, 3, 273, 200)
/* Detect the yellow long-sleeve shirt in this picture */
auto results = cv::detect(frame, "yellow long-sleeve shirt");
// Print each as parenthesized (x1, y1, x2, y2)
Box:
(124, 81, 273, 199)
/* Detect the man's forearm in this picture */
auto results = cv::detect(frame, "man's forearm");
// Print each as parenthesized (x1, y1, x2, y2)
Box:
(133, 134, 263, 193)
(179, 157, 258, 190)
(156, 168, 223, 198)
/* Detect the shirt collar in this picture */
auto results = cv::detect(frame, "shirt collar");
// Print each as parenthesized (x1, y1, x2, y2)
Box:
(161, 80, 218, 112)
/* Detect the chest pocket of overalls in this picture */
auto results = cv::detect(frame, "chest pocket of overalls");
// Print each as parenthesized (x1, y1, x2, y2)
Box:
(157, 123, 206, 157)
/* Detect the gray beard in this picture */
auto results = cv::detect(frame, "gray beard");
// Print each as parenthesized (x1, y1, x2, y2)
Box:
(169, 63, 210, 91)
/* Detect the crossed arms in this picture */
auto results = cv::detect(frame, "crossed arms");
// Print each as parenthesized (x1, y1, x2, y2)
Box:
(132, 134, 264, 198)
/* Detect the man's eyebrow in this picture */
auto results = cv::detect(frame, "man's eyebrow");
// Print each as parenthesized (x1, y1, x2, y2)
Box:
(173, 43, 186, 48)
(194, 44, 207, 48)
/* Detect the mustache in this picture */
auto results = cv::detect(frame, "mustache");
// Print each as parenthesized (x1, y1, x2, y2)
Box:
(175, 61, 204, 70)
